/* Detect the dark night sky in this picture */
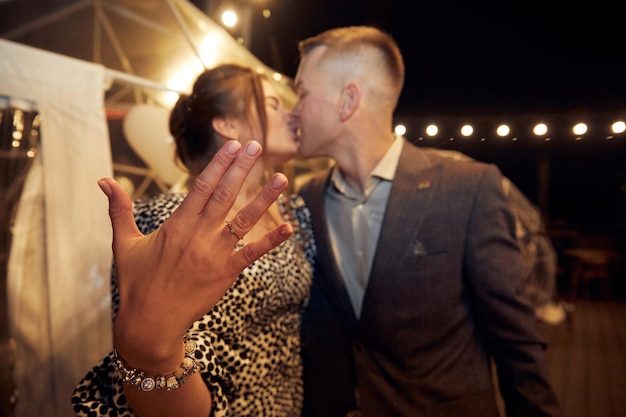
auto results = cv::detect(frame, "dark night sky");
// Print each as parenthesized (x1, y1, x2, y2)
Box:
(246, 0, 626, 117)
(242, 1, 626, 229)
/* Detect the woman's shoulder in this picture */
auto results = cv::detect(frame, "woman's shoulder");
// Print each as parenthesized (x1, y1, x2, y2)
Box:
(282, 193, 307, 210)
(279, 193, 316, 261)
(278, 193, 310, 221)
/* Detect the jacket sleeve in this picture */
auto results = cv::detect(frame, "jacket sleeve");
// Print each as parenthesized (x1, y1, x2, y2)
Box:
(464, 165, 561, 417)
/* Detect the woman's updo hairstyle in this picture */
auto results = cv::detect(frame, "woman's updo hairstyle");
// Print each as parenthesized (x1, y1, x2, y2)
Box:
(169, 63, 267, 176)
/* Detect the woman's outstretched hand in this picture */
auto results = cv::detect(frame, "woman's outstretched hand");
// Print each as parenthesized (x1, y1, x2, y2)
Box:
(97, 140, 293, 370)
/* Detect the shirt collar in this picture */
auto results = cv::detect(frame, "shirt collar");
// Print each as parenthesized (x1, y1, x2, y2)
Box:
(371, 134, 403, 182)
(329, 136, 403, 199)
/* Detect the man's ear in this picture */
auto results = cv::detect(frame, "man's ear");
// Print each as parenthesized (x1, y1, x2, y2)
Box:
(212, 117, 238, 140)
(338, 83, 360, 121)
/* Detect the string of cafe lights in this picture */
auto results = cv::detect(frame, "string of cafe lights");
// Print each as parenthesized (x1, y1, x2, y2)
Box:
(393, 113, 626, 144)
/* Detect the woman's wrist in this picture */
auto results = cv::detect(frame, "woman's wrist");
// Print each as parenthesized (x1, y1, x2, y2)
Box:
(113, 332, 203, 392)
(113, 317, 189, 373)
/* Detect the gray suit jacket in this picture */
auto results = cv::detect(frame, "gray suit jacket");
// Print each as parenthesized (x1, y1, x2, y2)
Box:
(299, 139, 560, 417)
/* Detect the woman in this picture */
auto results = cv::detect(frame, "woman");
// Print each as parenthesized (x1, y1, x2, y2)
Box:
(72, 64, 315, 417)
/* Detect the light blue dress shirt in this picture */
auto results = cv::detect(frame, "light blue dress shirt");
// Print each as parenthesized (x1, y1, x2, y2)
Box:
(325, 137, 403, 317)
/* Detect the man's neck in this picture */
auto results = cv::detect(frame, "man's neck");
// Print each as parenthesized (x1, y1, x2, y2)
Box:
(333, 135, 396, 192)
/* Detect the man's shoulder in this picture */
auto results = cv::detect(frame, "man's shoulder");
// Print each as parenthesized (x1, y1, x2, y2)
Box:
(415, 145, 497, 174)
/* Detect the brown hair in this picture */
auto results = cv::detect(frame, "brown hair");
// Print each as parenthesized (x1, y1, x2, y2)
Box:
(169, 63, 267, 176)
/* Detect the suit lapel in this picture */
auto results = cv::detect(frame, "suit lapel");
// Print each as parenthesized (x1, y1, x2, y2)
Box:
(359, 142, 442, 325)
(300, 171, 358, 327)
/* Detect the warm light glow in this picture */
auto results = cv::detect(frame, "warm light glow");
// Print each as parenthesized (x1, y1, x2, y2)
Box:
(409, 117, 626, 143)
(496, 124, 510, 137)
(533, 123, 548, 136)
(572, 122, 588, 136)
(394, 124, 407, 136)
(221, 10, 238, 27)
(272, 72, 283, 81)
(461, 124, 473, 137)
(426, 124, 438, 136)
(162, 91, 180, 107)
(200, 34, 220, 68)
(262, 9, 271, 19)
(612, 120, 626, 134)
(161, 64, 202, 107)
(166, 68, 197, 91)
(11, 109, 24, 147)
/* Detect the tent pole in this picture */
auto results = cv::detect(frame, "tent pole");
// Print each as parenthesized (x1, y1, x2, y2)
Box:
(166, 0, 207, 70)
(104, 68, 182, 94)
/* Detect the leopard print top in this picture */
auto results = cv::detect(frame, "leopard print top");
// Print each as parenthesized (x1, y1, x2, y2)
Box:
(72, 193, 315, 417)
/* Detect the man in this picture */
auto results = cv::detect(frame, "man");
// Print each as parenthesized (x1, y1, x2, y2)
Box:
(291, 26, 561, 417)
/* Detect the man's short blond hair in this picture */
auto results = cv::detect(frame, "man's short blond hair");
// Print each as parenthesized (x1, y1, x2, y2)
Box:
(298, 26, 405, 106)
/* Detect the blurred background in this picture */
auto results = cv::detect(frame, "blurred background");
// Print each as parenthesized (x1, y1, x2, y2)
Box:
(2, 0, 625, 226)
(1, 1, 625, 417)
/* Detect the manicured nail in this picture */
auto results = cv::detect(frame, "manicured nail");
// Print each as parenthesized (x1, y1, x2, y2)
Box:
(97, 179, 112, 197)
(245, 141, 262, 156)
(270, 173, 288, 190)
(226, 141, 241, 155)
(279, 223, 293, 236)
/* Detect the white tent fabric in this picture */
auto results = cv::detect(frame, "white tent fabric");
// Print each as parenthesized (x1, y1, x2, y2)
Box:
(0, 39, 114, 417)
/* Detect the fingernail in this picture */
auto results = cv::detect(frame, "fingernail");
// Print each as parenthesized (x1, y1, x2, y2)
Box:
(279, 224, 293, 236)
(270, 173, 288, 190)
(97, 179, 112, 197)
(245, 141, 262, 156)
(226, 141, 241, 155)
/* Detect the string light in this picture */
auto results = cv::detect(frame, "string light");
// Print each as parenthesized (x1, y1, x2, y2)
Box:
(496, 124, 510, 137)
(425, 124, 438, 136)
(460, 124, 473, 137)
(533, 123, 548, 136)
(572, 122, 587, 136)
(394, 112, 625, 143)
(394, 124, 407, 136)
(220, 10, 238, 27)
(612, 120, 625, 134)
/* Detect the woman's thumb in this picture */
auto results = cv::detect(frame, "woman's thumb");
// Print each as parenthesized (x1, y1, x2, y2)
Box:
(97, 178, 141, 249)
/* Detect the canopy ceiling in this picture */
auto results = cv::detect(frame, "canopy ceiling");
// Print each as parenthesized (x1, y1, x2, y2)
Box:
(0, 0, 296, 110)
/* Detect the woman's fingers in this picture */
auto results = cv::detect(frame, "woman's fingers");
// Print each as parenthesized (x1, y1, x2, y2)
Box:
(227, 223, 293, 277)
(226, 173, 289, 238)
(175, 140, 263, 223)
(224, 173, 293, 273)
(175, 140, 244, 218)
(200, 140, 263, 217)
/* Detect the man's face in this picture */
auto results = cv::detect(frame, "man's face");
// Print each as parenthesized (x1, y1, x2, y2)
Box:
(292, 47, 341, 159)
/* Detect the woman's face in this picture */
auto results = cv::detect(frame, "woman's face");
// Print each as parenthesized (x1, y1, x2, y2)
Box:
(261, 80, 298, 166)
